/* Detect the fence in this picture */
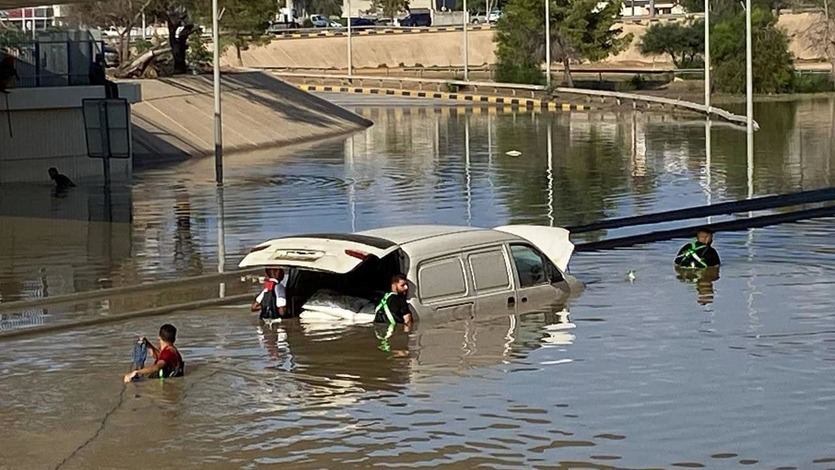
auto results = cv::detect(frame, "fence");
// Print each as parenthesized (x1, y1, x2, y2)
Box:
(1, 39, 103, 88)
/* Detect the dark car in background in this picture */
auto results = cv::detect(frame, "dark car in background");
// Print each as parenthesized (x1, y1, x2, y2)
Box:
(349, 17, 376, 30)
(400, 9, 432, 27)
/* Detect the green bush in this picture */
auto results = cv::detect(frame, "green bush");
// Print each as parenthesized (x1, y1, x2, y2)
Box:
(495, 62, 545, 85)
(792, 73, 834, 93)
(187, 33, 212, 67)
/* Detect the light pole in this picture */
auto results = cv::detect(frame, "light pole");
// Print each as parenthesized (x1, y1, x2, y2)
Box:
(347, 0, 353, 76)
(545, 0, 551, 86)
(704, 0, 710, 112)
(745, 0, 753, 134)
(212, 0, 223, 185)
(463, 0, 469, 81)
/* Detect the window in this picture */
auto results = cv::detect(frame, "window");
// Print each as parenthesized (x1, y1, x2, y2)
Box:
(469, 249, 511, 292)
(511, 244, 553, 288)
(418, 257, 467, 301)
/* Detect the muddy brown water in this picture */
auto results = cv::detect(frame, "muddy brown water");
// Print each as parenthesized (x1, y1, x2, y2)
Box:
(1, 98, 835, 468)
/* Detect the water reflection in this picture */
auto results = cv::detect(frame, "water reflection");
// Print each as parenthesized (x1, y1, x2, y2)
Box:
(675, 266, 720, 305)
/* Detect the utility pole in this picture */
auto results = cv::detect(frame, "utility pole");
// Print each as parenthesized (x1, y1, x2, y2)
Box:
(745, 0, 753, 134)
(347, 0, 353, 76)
(649, 0, 655, 18)
(545, 0, 551, 86)
(704, 0, 710, 112)
(463, 0, 469, 80)
(212, 0, 223, 185)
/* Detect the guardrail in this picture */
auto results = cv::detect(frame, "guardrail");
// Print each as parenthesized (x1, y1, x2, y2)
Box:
(271, 71, 758, 127)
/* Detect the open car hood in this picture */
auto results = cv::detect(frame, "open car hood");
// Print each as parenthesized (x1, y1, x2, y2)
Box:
(493, 225, 574, 272)
(238, 233, 399, 274)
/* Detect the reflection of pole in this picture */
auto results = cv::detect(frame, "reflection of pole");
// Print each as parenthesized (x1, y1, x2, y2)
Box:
(545, 0, 551, 86)
(704, 0, 710, 112)
(705, 119, 712, 223)
(212, 0, 223, 185)
(745, 0, 753, 135)
(346, 135, 357, 232)
(216, 186, 226, 299)
(463, 0, 469, 81)
(747, 128, 754, 200)
(347, 0, 353, 77)
(465, 115, 472, 225)
(547, 119, 554, 227)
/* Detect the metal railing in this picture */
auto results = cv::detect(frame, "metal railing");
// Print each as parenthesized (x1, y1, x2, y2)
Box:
(1, 39, 104, 88)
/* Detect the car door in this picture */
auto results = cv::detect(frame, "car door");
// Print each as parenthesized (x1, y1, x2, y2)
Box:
(466, 246, 517, 316)
(415, 254, 474, 323)
(508, 243, 571, 315)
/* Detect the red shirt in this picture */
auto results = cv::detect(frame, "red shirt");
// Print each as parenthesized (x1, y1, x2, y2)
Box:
(156, 346, 184, 378)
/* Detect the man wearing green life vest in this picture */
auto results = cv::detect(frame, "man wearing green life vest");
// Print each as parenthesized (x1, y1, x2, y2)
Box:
(374, 273, 413, 328)
(675, 228, 721, 269)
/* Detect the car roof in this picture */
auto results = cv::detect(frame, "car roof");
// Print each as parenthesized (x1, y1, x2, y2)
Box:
(358, 225, 521, 256)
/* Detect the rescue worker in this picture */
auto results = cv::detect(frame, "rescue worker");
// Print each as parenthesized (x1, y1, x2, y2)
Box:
(123, 324, 185, 382)
(374, 273, 413, 327)
(251, 267, 288, 319)
(675, 227, 721, 269)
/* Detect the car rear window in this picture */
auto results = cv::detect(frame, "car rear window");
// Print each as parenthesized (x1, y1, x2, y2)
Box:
(418, 256, 468, 301)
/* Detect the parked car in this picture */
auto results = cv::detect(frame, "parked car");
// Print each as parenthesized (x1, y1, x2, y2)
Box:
(238, 225, 583, 324)
(470, 11, 488, 24)
(400, 9, 432, 27)
(310, 14, 330, 27)
(349, 17, 376, 30)
(488, 9, 502, 22)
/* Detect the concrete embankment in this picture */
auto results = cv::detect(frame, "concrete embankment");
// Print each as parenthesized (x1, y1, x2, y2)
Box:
(228, 12, 829, 71)
(131, 71, 372, 164)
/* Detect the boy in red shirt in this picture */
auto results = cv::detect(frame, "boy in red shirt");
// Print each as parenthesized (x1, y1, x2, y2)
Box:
(123, 324, 185, 383)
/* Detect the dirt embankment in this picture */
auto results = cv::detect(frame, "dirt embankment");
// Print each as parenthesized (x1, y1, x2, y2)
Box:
(130, 71, 372, 164)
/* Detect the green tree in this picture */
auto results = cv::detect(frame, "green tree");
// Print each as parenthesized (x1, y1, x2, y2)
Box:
(197, 0, 275, 65)
(640, 21, 704, 68)
(711, 6, 794, 93)
(67, 0, 153, 65)
(494, 0, 631, 86)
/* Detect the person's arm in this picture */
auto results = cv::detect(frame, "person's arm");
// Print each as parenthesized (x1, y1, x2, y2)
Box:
(142, 337, 160, 359)
(251, 289, 266, 312)
(123, 359, 166, 383)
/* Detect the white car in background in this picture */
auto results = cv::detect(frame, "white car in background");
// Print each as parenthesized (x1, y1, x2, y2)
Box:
(239, 225, 582, 324)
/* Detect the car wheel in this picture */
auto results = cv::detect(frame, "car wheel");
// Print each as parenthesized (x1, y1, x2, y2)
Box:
(473, 19, 480, 24)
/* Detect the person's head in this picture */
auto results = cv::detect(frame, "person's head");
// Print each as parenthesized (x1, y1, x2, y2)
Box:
(265, 267, 284, 281)
(95, 53, 104, 64)
(48, 167, 58, 179)
(390, 273, 408, 295)
(696, 227, 714, 245)
(159, 324, 177, 345)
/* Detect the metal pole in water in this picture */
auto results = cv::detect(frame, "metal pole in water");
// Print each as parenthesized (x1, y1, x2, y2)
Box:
(216, 186, 226, 298)
(463, 0, 469, 81)
(745, 0, 753, 135)
(704, 0, 710, 113)
(545, 0, 551, 87)
(212, 0, 223, 185)
(347, 0, 353, 77)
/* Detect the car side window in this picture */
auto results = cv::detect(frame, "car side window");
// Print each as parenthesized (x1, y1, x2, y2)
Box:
(510, 244, 562, 288)
(468, 249, 511, 292)
(418, 256, 468, 302)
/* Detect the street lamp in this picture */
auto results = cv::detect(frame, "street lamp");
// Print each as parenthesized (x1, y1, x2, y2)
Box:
(463, 0, 469, 80)
(704, 0, 710, 112)
(212, 0, 223, 185)
(545, 0, 551, 86)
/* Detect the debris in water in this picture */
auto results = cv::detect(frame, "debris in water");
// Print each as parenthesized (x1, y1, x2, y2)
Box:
(625, 270, 636, 283)
(505, 150, 522, 157)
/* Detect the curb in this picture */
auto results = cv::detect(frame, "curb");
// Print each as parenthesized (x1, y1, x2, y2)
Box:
(274, 24, 493, 40)
(298, 84, 589, 111)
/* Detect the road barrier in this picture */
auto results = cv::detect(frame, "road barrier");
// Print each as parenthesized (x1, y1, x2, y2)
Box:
(266, 24, 494, 40)
(275, 71, 757, 127)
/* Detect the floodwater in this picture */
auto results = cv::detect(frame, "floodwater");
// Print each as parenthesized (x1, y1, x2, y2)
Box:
(2, 97, 835, 468)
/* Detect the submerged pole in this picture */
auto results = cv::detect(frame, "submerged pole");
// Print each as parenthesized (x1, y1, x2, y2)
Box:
(212, 0, 223, 185)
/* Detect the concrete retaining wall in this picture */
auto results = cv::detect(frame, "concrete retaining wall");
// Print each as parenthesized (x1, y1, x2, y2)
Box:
(130, 71, 373, 164)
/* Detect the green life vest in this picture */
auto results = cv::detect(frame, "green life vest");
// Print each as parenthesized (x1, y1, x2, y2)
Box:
(375, 292, 397, 324)
(676, 241, 709, 269)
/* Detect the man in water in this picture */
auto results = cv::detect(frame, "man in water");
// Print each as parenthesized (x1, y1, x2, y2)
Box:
(123, 324, 185, 382)
(675, 227, 721, 269)
(251, 267, 288, 319)
(375, 273, 413, 328)
(48, 167, 75, 191)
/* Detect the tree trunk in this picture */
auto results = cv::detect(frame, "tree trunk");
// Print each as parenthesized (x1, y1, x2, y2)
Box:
(235, 43, 243, 67)
(168, 22, 193, 74)
(562, 57, 574, 87)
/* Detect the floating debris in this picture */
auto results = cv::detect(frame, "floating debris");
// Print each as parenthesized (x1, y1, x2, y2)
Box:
(505, 150, 522, 157)
(625, 270, 636, 283)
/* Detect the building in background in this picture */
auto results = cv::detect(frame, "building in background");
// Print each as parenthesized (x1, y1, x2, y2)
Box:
(0, 4, 68, 34)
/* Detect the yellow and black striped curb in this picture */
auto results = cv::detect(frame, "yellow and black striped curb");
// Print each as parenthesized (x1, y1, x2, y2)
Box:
(274, 24, 493, 40)
(299, 84, 589, 111)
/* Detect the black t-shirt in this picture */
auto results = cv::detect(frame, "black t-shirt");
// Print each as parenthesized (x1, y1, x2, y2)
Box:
(675, 242, 721, 268)
(374, 293, 410, 324)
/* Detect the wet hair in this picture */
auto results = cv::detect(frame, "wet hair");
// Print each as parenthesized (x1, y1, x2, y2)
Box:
(159, 324, 177, 344)
(696, 227, 714, 235)
(48, 167, 58, 175)
(391, 273, 407, 284)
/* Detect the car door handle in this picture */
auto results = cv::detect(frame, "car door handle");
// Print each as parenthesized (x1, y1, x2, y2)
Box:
(507, 297, 516, 306)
